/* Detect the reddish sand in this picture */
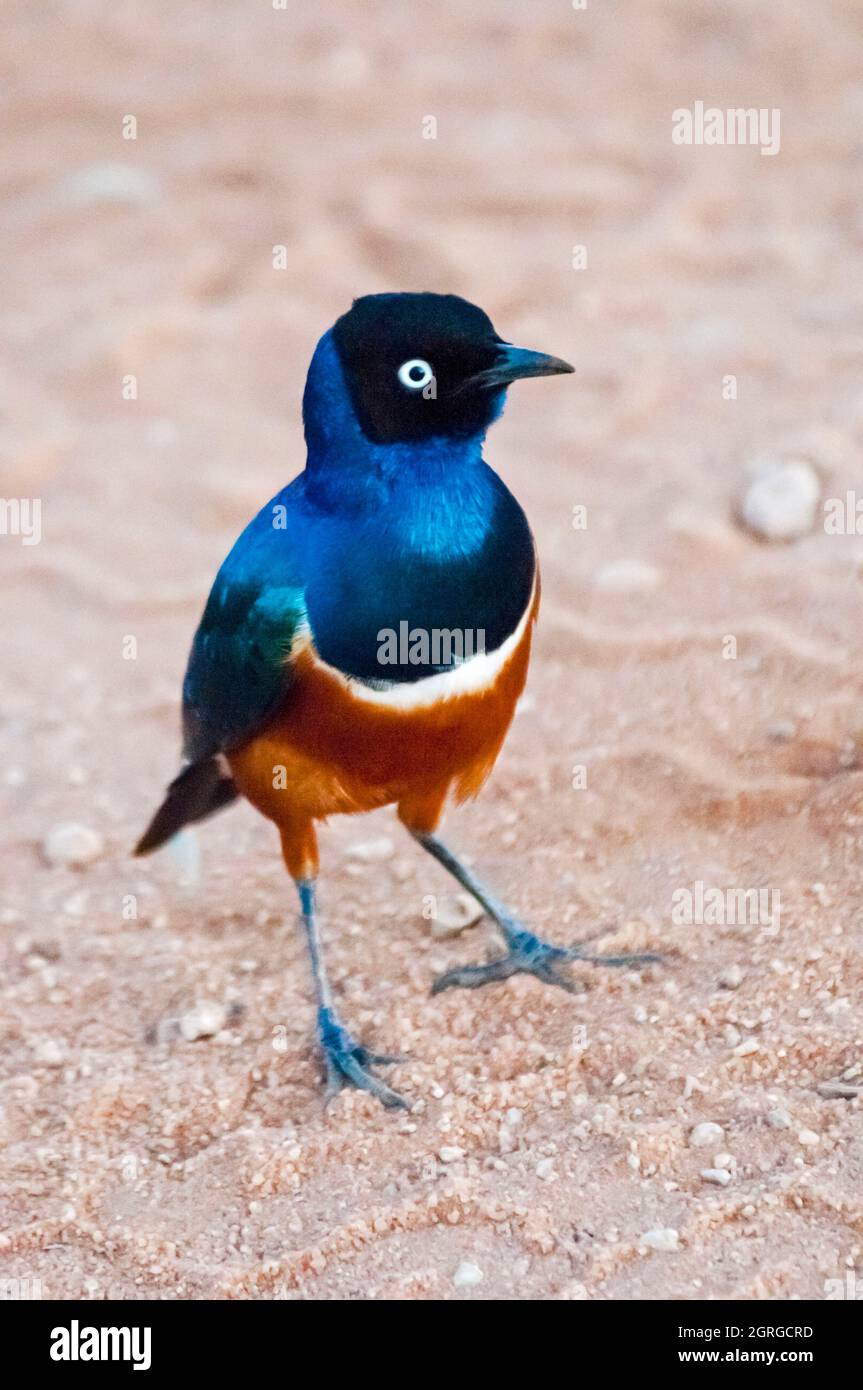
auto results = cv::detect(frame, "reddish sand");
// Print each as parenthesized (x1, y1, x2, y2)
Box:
(2, 0, 863, 1299)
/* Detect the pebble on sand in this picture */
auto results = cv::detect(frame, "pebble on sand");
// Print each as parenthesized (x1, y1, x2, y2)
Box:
(60, 162, 161, 207)
(429, 892, 484, 939)
(689, 1121, 725, 1148)
(34, 1038, 67, 1067)
(438, 1146, 465, 1164)
(767, 1108, 792, 1130)
(701, 1168, 732, 1187)
(180, 1001, 228, 1041)
(593, 558, 662, 592)
(641, 1227, 680, 1253)
(738, 454, 821, 542)
(718, 964, 745, 990)
(453, 1260, 484, 1288)
(797, 1129, 820, 1147)
(42, 823, 105, 868)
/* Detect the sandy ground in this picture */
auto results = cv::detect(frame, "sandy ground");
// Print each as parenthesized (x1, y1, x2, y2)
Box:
(3, 0, 863, 1301)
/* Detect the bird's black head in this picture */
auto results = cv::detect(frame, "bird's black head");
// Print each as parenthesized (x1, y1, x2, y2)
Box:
(330, 292, 573, 445)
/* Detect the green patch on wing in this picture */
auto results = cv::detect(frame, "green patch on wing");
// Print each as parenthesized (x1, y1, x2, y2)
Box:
(182, 580, 307, 761)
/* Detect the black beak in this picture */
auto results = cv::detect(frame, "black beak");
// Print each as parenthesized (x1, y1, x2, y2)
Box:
(464, 343, 575, 391)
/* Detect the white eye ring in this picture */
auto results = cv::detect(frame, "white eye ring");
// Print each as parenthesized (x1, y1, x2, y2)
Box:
(397, 358, 434, 390)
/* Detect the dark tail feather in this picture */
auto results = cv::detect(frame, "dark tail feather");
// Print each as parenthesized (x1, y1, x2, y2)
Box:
(135, 758, 239, 855)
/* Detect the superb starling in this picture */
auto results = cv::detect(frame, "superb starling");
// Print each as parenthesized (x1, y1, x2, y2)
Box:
(137, 292, 656, 1108)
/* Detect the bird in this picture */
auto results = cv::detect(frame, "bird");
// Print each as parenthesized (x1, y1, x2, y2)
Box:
(136, 292, 657, 1109)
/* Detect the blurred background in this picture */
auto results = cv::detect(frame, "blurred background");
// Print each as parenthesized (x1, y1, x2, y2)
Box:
(3, 0, 863, 1301)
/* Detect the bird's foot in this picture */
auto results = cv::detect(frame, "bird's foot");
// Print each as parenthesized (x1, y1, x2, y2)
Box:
(317, 1006, 409, 1110)
(431, 926, 661, 995)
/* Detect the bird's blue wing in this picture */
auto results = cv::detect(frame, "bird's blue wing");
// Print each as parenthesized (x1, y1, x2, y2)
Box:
(181, 488, 308, 762)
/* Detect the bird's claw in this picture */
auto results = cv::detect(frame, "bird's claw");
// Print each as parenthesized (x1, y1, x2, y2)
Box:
(431, 929, 661, 995)
(317, 1007, 409, 1110)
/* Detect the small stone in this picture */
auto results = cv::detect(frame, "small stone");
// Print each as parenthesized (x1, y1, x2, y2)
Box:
(34, 1038, 67, 1066)
(453, 1260, 483, 1288)
(498, 1125, 517, 1155)
(701, 1168, 732, 1186)
(689, 1122, 725, 1148)
(593, 558, 661, 592)
(179, 1001, 228, 1041)
(429, 892, 484, 939)
(438, 1146, 465, 1164)
(767, 1108, 792, 1130)
(766, 720, 797, 743)
(817, 1080, 862, 1099)
(738, 454, 821, 542)
(641, 1227, 679, 1252)
(42, 823, 104, 868)
(60, 162, 161, 207)
(734, 1038, 759, 1057)
(536, 1158, 556, 1181)
(346, 836, 394, 862)
(714, 1152, 735, 1170)
(797, 1129, 820, 1147)
(719, 964, 745, 990)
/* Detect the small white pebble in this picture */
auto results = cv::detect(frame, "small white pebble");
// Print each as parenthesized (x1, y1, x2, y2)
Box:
(701, 1168, 732, 1187)
(34, 1038, 67, 1066)
(738, 453, 821, 541)
(180, 1001, 228, 1041)
(641, 1227, 679, 1252)
(453, 1260, 483, 1288)
(42, 823, 104, 868)
(766, 720, 797, 743)
(797, 1129, 820, 1148)
(689, 1122, 724, 1148)
(714, 1152, 735, 1170)
(536, 1158, 556, 1181)
(767, 1108, 792, 1130)
(429, 893, 484, 939)
(594, 558, 661, 592)
(61, 162, 161, 207)
(438, 1146, 465, 1164)
(498, 1125, 516, 1155)
(734, 1038, 759, 1057)
(719, 964, 745, 990)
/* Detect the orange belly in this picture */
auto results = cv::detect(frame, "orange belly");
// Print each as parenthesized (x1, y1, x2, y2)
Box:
(227, 588, 538, 878)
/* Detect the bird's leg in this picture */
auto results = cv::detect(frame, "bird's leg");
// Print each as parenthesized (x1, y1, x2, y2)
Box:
(295, 879, 408, 1109)
(410, 832, 661, 994)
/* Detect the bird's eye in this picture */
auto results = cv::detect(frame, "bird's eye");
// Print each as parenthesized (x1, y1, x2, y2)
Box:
(397, 358, 434, 390)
